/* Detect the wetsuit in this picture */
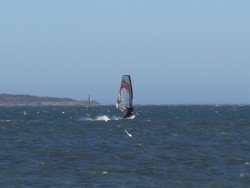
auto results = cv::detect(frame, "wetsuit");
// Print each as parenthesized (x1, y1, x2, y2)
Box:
(124, 107, 134, 119)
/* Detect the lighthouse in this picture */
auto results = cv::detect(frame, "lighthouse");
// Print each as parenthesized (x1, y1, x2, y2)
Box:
(81, 94, 101, 106)
(88, 94, 91, 103)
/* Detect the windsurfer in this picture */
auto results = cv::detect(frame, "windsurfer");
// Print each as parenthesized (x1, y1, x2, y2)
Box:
(124, 107, 134, 119)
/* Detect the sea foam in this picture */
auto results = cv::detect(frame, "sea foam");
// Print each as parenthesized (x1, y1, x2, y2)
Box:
(79, 115, 122, 122)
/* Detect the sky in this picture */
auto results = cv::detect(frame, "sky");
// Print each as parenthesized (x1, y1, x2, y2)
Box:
(0, 0, 250, 104)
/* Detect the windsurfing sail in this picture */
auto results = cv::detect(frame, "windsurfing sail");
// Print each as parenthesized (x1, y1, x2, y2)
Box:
(116, 75, 133, 116)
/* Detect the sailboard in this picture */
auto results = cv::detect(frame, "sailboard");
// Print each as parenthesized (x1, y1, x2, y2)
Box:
(116, 75, 135, 119)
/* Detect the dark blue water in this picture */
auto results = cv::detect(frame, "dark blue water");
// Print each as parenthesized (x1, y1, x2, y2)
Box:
(0, 105, 249, 187)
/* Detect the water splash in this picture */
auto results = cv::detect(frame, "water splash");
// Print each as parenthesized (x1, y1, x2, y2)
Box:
(79, 115, 122, 122)
(124, 128, 132, 137)
(96, 115, 110, 122)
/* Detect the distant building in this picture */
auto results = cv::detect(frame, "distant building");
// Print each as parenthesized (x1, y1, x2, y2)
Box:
(0, 93, 101, 106)
(82, 94, 101, 106)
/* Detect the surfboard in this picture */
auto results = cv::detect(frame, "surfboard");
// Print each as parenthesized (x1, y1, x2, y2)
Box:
(126, 114, 135, 120)
(116, 75, 135, 119)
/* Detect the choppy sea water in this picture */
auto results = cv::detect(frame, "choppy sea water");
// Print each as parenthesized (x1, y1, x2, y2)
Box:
(0, 105, 249, 187)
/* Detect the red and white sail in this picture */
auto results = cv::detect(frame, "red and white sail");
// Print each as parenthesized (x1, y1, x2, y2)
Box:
(116, 75, 133, 114)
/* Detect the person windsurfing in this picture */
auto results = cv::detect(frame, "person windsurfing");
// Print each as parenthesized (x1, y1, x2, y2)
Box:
(124, 107, 134, 119)
(116, 75, 135, 119)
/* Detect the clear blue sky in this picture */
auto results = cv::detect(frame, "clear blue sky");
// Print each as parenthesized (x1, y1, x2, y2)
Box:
(0, 0, 250, 104)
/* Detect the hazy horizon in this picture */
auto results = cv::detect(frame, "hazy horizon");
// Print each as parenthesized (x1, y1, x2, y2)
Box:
(1, 0, 250, 104)
(1, 93, 250, 106)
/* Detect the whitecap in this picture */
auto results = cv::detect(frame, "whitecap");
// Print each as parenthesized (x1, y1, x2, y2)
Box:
(96, 115, 110, 122)
(79, 117, 92, 121)
(102, 171, 108, 174)
(1, 120, 11, 122)
(240, 172, 250, 178)
(244, 162, 250, 166)
(40, 161, 45, 166)
(112, 116, 122, 121)
(220, 132, 229, 135)
(79, 115, 122, 122)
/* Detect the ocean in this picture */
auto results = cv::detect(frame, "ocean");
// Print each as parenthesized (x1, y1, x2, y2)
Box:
(0, 105, 249, 187)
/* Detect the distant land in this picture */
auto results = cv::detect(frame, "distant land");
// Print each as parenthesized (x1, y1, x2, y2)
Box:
(0, 94, 101, 106)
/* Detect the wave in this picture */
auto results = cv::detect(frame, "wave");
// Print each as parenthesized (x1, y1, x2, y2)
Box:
(96, 115, 110, 122)
(0, 120, 11, 122)
(79, 115, 122, 122)
(244, 162, 250, 166)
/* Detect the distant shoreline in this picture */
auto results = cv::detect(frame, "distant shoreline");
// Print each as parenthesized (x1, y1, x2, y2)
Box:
(0, 94, 101, 106)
